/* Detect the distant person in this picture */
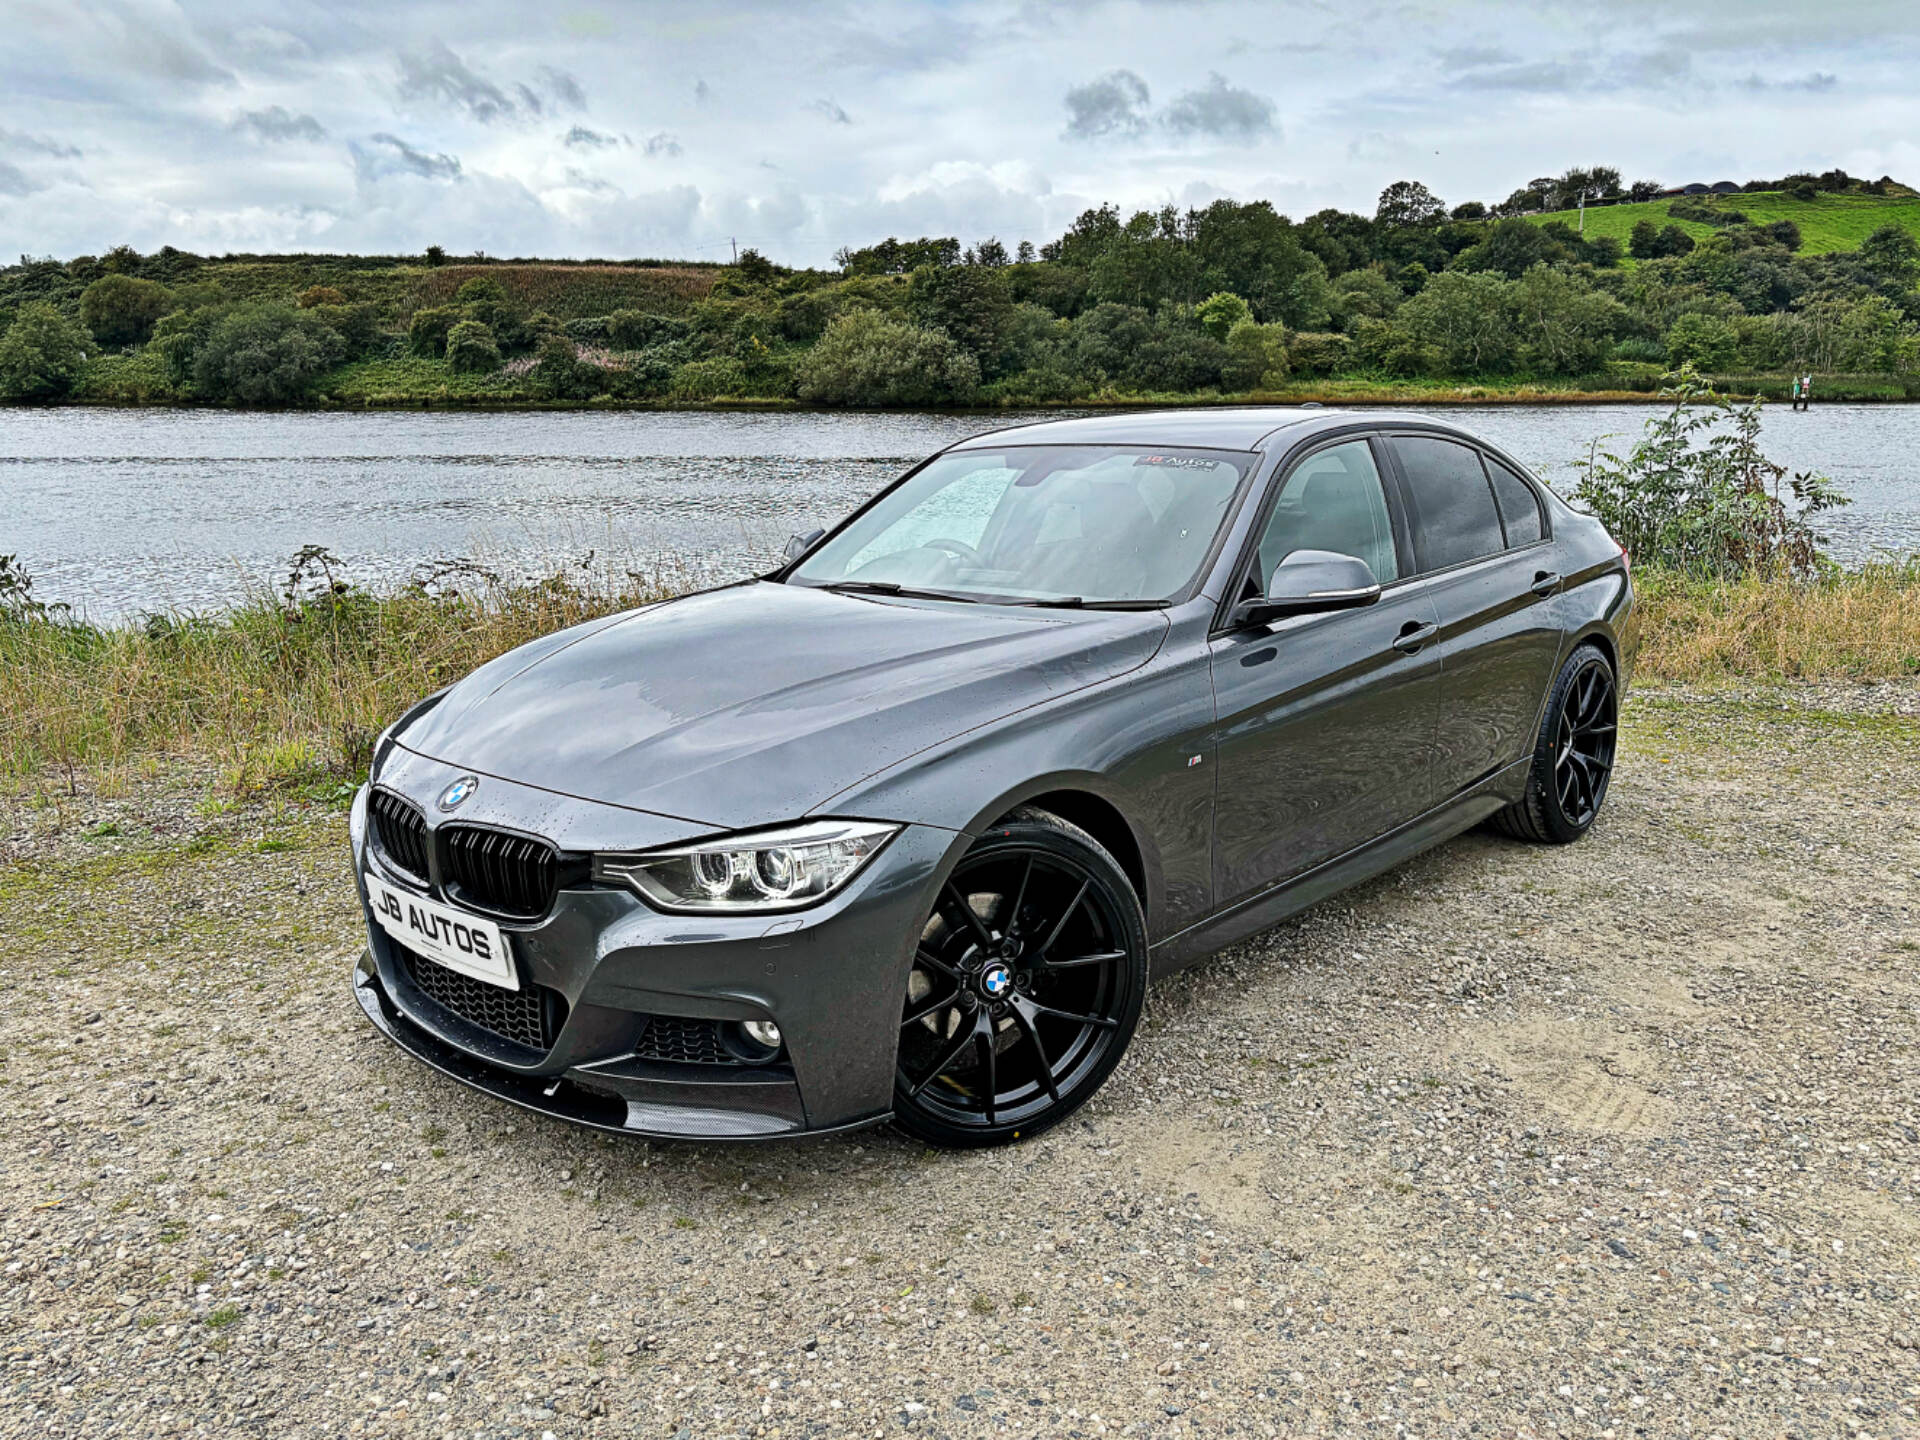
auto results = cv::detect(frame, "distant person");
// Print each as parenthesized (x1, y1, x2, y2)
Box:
(1802, 373, 1813, 410)
(1790, 375, 1802, 409)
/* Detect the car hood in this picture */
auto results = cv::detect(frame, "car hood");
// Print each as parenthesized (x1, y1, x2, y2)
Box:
(397, 581, 1167, 829)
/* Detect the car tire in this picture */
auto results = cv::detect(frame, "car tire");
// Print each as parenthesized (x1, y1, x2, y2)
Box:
(891, 808, 1148, 1149)
(1491, 642, 1619, 845)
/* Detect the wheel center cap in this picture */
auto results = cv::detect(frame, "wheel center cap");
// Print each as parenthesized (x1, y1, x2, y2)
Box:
(978, 962, 1013, 1000)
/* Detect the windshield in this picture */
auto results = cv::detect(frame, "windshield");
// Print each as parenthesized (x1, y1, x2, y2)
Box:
(789, 445, 1252, 605)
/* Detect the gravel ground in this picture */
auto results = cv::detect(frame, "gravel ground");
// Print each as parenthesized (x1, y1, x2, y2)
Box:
(3, 686, 1918, 1440)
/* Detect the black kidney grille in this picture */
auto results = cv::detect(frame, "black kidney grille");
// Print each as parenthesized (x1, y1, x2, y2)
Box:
(441, 824, 558, 920)
(636, 1016, 736, 1066)
(369, 788, 430, 883)
(398, 943, 563, 1051)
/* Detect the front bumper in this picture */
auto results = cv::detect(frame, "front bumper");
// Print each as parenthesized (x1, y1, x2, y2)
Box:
(347, 752, 964, 1141)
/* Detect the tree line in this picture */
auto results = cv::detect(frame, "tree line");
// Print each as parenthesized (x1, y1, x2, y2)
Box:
(3, 167, 1918, 406)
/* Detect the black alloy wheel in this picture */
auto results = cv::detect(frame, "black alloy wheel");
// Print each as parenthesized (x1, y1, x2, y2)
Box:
(891, 809, 1147, 1148)
(1493, 643, 1619, 844)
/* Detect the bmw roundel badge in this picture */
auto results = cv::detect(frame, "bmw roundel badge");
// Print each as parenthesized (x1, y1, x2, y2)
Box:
(438, 775, 479, 812)
(980, 963, 1012, 998)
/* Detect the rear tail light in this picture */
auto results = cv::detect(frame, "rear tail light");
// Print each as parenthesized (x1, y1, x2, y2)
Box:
(1619, 544, 1631, 573)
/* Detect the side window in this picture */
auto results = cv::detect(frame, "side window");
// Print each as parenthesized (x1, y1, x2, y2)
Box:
(1391, 436, 1504, 573)
(1253, 440, 1398, 591)
(1486, 456, 1546, 547)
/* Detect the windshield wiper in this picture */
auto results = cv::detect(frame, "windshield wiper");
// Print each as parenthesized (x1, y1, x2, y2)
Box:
(1009, 596, 1170, 610)
(819, 580, 979, 603)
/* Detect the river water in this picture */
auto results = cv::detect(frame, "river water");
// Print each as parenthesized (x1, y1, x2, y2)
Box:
(4, 403, 1916, 620)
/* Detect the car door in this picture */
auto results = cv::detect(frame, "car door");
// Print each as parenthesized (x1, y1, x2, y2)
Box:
(1209, 435, 1444, 908)
(1384, 434, 1567, 801)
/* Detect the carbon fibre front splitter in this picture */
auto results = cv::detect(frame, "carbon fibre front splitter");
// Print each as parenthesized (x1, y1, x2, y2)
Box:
(350, 951, 888, 1143)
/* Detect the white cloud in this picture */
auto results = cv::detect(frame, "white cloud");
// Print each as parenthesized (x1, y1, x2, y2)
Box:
(0, 0, 1915, 267)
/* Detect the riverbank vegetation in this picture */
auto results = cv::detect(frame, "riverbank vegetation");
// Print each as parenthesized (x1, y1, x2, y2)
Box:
(2, 377, 1915, 790)
(5, 167, 1920, 410)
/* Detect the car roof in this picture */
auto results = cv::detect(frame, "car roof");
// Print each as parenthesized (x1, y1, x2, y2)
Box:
(944, 407, 1479, 454)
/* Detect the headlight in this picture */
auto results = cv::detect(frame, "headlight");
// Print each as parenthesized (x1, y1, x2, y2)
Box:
(592, 820, 899, 913)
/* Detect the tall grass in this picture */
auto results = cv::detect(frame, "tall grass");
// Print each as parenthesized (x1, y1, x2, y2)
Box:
(0, 559, 673, 790)
(4, 551, 1917, 794)
(1630, 559, 1920, 684)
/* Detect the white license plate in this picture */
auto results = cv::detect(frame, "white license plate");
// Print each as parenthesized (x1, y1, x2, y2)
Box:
(365, 873, 516, 990)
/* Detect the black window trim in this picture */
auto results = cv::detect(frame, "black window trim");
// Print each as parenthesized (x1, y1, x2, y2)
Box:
(1210, 428, 1413, 634)
(1480, 448, 1553, 553)
(1377, 429, 1555, 582)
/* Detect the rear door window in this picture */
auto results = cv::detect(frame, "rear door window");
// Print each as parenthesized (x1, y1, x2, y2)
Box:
(1390, 436, 1505, 573)
(1486, 457, 1546, 547)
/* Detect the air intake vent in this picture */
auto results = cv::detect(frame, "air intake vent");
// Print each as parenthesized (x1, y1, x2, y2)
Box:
(398, 944, 565, 1051)
(441, 825, 560, 920)
(636, 1016, 737, 1066)
(368, 788, 430, 884)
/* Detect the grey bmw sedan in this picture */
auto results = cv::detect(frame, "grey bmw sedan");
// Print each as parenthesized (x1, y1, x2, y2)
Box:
(351, 407, 1635, 1147)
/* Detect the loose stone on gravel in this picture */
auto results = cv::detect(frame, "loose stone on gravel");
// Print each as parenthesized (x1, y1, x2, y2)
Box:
(2, 684, 1918, 1437)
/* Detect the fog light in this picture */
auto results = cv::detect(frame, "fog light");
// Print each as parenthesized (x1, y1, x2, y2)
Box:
(743, 1019, 782, 1051)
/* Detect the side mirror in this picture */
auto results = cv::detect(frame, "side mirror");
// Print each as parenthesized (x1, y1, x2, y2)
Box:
(783, 527, 826, 565)
(1231, 549, 1382, 628)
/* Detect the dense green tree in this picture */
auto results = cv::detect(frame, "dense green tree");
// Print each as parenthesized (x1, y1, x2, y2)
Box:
(1664, 312, 1739, 371)
(1505, 266, 1623, 374)
(1071, 303, 1157, 384)
(79, 274, 173, 346)
(792, 309, 978, 405)
(835, 236, 962, 276)
(1395, 271, 1516, 371)
(0, 302, 88, 400)
(1860, 224, 1920, 284)
(445, 319, 501, 374)
(1375, 180, 1445, 229)
(1195, 291, 1252, 342)
(408, 305, 463, 357)
(1221, 319, 1290, 389)
(1188, 200, 1330, 326)
(907, 262, 1015, 375)
(1454, 219, 1555, 279)
(171, 303, 345, 404)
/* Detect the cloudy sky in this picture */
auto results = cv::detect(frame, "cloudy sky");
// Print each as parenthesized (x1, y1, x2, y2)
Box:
(1, 0, 1914, 267)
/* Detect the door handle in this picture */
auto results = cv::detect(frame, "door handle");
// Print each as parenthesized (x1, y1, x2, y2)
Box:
(1391, 620, 1438, 654)
(1530, 570, 1563, 598)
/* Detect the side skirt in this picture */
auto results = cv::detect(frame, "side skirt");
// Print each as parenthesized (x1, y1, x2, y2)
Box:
(1149, 758, 1529, 975)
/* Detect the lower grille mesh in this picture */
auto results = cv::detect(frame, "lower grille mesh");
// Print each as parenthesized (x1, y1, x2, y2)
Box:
(398, 944, 561, 1051)
(636, 1016, 735, 1066)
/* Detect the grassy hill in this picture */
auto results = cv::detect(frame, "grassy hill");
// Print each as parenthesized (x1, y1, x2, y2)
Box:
(1529, 188, 1920, 256)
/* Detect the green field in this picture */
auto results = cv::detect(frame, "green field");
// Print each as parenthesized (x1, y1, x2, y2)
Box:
(1529, 188, 1920, 255)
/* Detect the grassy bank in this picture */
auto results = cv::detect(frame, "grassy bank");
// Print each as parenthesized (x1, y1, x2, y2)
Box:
(1530, 187, 1920, 257)
(3, 561, 1916, 793)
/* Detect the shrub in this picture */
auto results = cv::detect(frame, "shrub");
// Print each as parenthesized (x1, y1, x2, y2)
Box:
(407, 306, 463, 357)
(1286, 331, 1353, 377)
(1195, 291, 1253, 342)
(792, 309, 979, 406)
(455, 277, 508, 306)
(529, 336, 596, 400)
(668, 356, 748, 401)
(155, 303, 345, 404)
(1664, 312, 1738, 371)
(79, 274, 174, 346)
(1573, 367, 1846, 579)
(1221, 319, 1291, 389)
(445, 320, 501, 375)
(309, 303, 385, 360)
(1349, 316, 1433, 377)
(607, 309, 689, 351)
(296, 285, 346, 309)
(0, 303, 88, 400)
